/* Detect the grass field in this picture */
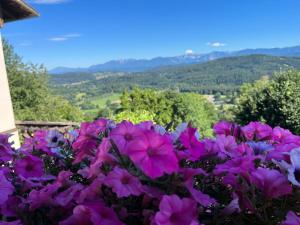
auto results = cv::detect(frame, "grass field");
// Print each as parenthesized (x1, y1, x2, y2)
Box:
(82, 93, 121, 114)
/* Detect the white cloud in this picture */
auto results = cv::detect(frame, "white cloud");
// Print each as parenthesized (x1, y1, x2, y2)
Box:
(48, 33, 81, 42)
(185, 49, 194, 55)
(29, 0, 71, 4)
(207, 42, 226, 47)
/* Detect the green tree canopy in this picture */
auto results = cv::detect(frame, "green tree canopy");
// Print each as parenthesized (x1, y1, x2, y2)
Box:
(235, 71, 300, 134)
(120, 88, 217, 136)
(3, 39, 84, 122)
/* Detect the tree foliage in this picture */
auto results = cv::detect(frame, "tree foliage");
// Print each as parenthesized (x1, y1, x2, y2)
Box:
(3, 40, 84, 121)
(235, 71, 300, 134)
(120, 88, 217, 136)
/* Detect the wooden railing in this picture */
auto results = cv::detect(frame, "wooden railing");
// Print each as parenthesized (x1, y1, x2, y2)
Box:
(15, 121, 79, 138)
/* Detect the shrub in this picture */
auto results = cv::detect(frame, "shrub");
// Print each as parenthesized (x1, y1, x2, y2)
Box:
(235, 71, 300, 134)
(0, 119, 300, 224)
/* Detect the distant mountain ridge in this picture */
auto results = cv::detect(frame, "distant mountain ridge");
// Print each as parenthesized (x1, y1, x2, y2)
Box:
(49, 45, 300, 74)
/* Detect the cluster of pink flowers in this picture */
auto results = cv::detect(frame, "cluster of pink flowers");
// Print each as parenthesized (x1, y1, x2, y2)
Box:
(0, 119, 300, 224)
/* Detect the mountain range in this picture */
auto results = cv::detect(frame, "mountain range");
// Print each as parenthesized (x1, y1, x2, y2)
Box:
(49, 45, 300, 74)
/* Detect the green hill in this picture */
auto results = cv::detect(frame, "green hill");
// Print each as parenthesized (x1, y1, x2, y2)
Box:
(50, 54, 300, 100)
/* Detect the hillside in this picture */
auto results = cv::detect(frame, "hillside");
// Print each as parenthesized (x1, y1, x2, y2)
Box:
(49, 45, 300, 74)
(50, 54, 300, 101)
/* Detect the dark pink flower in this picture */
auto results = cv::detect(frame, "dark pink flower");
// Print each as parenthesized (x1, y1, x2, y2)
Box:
(251, 167, 292, 199)
(267, 143, 298, 161)
(179, 127, 205, 161)
(242, 122, 272, 141)
(0, 220, 22, 225)
(88, 138, 116, 178)
(273, 127, 293, 143)
(59, 201, 123, 225)
(72, 119, 108, 163)
(154, 195, 199, 225)
(213, 121, 240, 138)
(27, 183, 60, 210)
(0, 170, 14, 204)
(54, 184, 84, 207)
(0, 134, 14, 162)
(281, 211, 300, 225)
(1, 196, 21, 217)
(104, 167, 142, 198)
(77, 175, 104, 204)
(21, 130, 50, 155)
(127, 130, 179, 179)
(110, 121, 144, 154)
(14, 155, 44, 179)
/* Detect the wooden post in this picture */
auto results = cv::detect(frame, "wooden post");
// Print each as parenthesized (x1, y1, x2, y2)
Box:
(0, 7, 20, 148)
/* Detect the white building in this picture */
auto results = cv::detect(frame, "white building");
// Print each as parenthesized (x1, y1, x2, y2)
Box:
(0, 0, 38, 147)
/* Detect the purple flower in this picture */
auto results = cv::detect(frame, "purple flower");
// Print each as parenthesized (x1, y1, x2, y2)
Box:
(46, 130, 65, 148)
(0, 170, 14, 204)
(21, 130, 50, 155)
(59, 201, 123, 225)
(247, 141, 274, 155)
(281, 211, 300, 225)
(104, 167, 142, 198)
(251, 167, 292, 199)
(127, 130, 179, 179)
(110, 121, 144, 154)
(154, 195, 199, 225)
(0, 134, 14, 162)
(14, 155, 44, 179)
(242, 122, 273, 141)
(179, 127, 205, 161)
(0, 221, 22, 225)
(54, 184, 84, 207)
(213, 121, 240, 138)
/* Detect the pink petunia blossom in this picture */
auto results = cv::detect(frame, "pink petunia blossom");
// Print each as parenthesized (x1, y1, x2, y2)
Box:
(251, 167, 292, 199)
(281, 211, 300, 225)
(110, 121, 145, 154)
(0, 170, 14, 204)
(14, 155, 44, 179)
(267, 143, 299, 162)
(127, 130, 179, 179)
(214, 135, 238, 159)
(59, 201, 123, 225)
(179, 127, 205, 161)
(213, 121, 241, 138)
(0, 221, 22, 225)
(154, 195, 199, 225)
(21, 130, 51, 155)
(54, 184, 84, 207)
(88, 138, 117, 178)
(104, 167, 142, 198)
(242, 122, 273, 141)
(72, 119, 108, 163)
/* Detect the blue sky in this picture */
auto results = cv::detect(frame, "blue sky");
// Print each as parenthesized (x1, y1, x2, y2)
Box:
(1, 0, 300, 69)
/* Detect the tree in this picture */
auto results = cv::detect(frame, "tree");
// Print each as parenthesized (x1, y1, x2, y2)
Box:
(120, 88, 217, 136)
(3, 39, 84, 122)
(235, 71, 300, 134)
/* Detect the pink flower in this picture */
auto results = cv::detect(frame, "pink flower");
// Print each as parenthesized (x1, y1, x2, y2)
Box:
(267, 143, 298, 162)
(154, 195, 199, 225)
(54, 184, 84, 207)
(0, 221, 22, 225)
(0, 134, 14, 162)
(27, 183, 60, 210)
(213, 121, 240, 138)
(214, 135, 238, 159)
(60, 201, 123, 225)
(127, 130, 179, 179)
(273, 127, 293, 143)
(104, 167, 142, 198)
(1, 196, 21, 217)
(242, 122, 272, 141)
(110, 121, 144, 154)
(14, 155, 44, 178)
(281, 211, 300, 225)
(21, 130, 50, 155)
(89, 138, 116, 178)
(0, 170, 14, 204)
(251, 167, 292, 199)
(179, 127, 205, 161)
(72, 119, 108, 163)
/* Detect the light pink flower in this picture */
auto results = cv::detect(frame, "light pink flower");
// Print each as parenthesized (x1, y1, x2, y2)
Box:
(154, 195, 199, 225)
(110, 121, 144, 154)
(127, 130, 179, 179)
(104, 167, 142, 198)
